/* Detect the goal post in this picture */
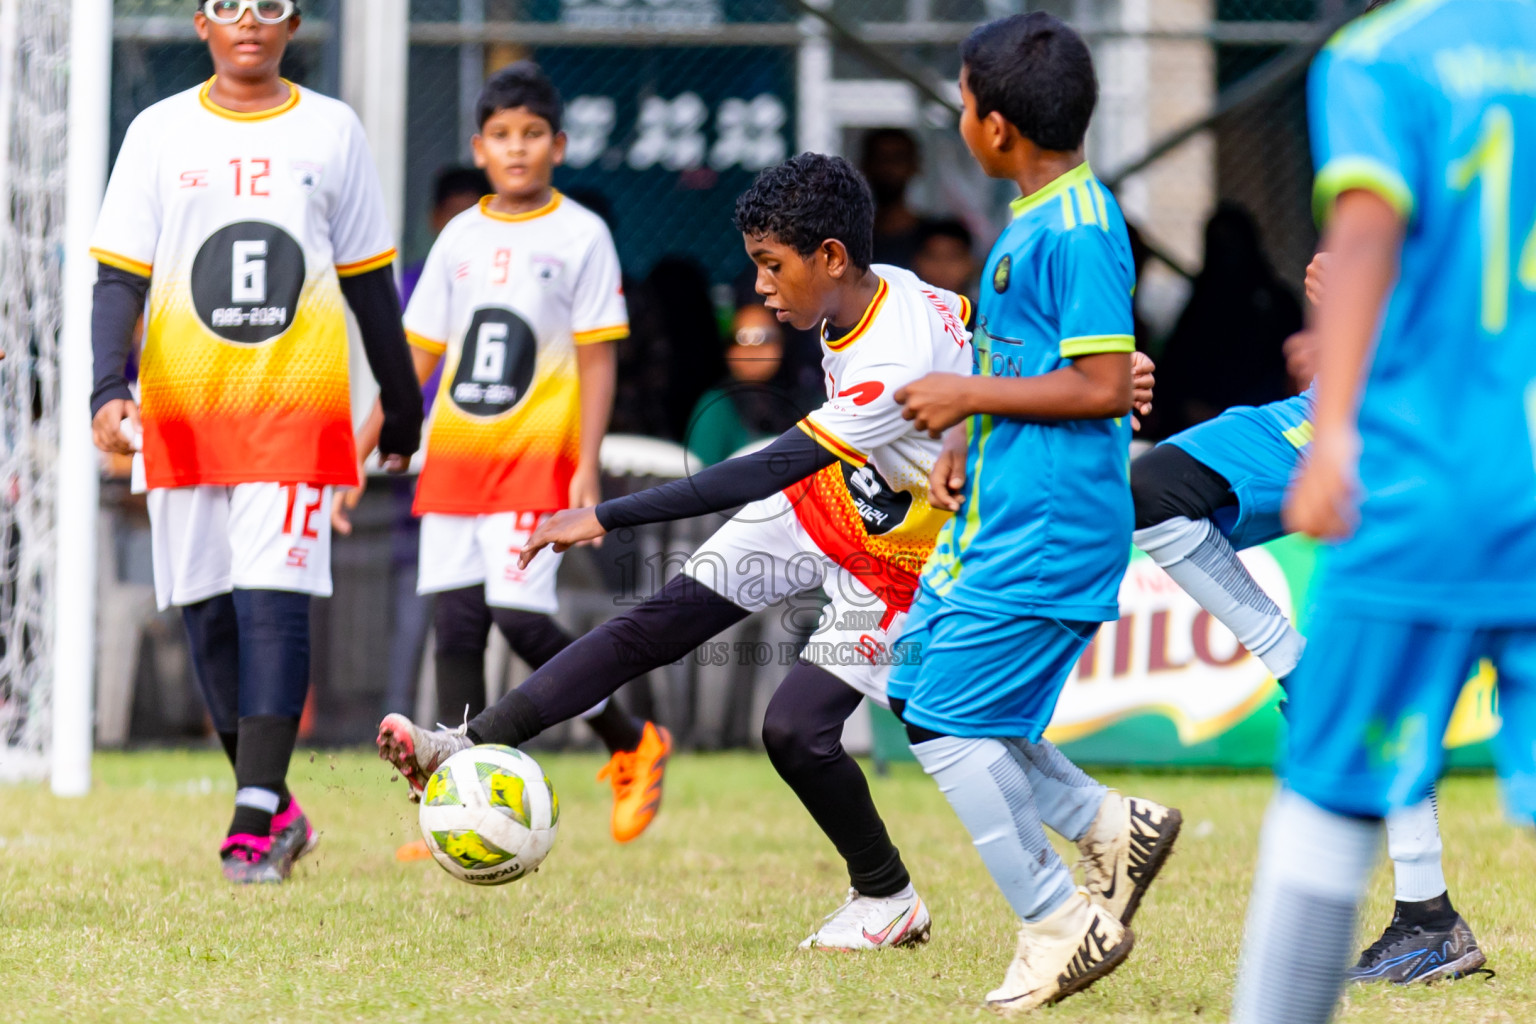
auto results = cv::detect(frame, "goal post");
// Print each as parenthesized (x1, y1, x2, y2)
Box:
(50, 0, 113, 796)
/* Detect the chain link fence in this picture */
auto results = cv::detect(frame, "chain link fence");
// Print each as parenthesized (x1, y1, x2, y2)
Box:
(93, 0, 1361, 749)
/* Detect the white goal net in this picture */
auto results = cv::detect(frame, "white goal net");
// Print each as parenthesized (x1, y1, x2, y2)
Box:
(0, 0, 68, 781)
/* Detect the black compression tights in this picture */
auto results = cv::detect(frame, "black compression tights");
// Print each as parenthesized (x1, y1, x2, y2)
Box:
(762, 662, 911, 896)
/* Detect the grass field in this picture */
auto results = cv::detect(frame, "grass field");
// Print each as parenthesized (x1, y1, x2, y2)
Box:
(1, 750, 1529, 1022)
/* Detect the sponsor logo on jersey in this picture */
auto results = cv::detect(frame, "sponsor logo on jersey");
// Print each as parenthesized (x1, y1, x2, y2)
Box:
(290, 161, 323, 194)
(836, 381, 884, 406)
(843, 463, 911, 536)
(179, 169, 209, 189)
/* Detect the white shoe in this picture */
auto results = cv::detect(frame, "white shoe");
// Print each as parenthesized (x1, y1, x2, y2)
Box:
(798, 887, 931, 951)
(986, 889, 1133, 1014)
(376, 713, 472, 800)
(1076, 791, 1182, 924)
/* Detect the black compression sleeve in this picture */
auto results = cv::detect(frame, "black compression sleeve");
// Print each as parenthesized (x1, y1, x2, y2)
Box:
(90, 263, 149, 417)
(594, 427, 839, 531)
(339, 266, 423, 458)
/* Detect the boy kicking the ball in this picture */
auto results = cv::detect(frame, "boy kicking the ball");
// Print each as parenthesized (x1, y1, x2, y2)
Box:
(344, 63, 662, 847)
(377, 151, 1169, 953)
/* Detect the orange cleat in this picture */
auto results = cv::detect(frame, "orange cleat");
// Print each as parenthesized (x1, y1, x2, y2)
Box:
(395, 838, 433, 862)
(596, 721, 672, 843)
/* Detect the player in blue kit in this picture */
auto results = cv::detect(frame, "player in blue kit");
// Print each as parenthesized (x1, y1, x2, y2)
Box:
(1233, 2, 1536, 1021)
(890, 13, 1181, 1012)
(1132, 256, 1482, 984)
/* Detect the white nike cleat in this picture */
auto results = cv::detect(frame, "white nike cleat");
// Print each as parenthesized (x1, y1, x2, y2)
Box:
(798, 887, 932, 951)
(376, 713, 472, 800)
(1077, 791, 1182, 925)
(986, 889, 1133, 1014)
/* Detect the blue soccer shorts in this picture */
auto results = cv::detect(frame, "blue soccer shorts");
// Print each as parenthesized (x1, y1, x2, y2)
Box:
(887, 590, 1098, 739)
(1284, 601, 1536, 822)
(1163, 396, 1310, 552)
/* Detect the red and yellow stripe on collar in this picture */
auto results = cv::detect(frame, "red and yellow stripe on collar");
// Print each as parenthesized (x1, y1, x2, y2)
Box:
(822, 276, 889, 352)
(796, 416, 867, 466)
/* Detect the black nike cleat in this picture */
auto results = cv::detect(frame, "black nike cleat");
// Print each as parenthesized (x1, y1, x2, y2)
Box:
(1348, 914, 1486, 985)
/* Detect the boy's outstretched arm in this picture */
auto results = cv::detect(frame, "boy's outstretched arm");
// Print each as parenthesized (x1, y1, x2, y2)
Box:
(518, 428, 838, 566)
(1283, 189, 1403, 540)
(897, 350, 1141, 435)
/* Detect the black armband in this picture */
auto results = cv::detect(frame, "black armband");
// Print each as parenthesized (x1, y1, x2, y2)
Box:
(340, 266, 423, 458)
(595, 427, 838, 531)
(90, 263, 150, 417)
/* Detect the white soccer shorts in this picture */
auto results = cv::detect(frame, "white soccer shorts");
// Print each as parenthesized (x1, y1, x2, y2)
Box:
(682, 492, 907, 705)
(147, 482, 333, 610)
(417, 511, 562, 615)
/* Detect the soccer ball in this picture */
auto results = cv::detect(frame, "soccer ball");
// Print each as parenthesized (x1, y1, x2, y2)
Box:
(417, 744, 560, 886)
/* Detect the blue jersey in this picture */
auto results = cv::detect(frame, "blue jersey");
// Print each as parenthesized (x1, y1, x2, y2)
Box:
(920, 163, 1135, 621)
(1309, 0, 1536, 623)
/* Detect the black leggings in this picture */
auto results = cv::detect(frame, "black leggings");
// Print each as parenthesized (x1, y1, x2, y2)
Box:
(762, 662, 910, 896)
(1130, 442, 1236, 530)
(433, 586, 581, 723)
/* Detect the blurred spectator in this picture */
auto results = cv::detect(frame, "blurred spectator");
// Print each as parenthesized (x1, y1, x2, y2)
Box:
(382, 165, 489, 718)
(648, 256, 730, 442)
(685, 304, 803, 464)
(911, 218, 978, 313)
(732, 264, 826, 415)
(861, 128, 925, 268)
(1148, 202, 1302, 437)
(565, 188, 673, 440)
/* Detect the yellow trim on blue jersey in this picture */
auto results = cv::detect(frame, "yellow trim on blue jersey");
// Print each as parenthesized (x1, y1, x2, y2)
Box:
(1059, 334, 1135, 358)
(479, 192, 562, 222)
(406, 330, 447, 355)
(573, 323, 629, 345)
(1059, 192, 1076, 229)
(927, 412, 993, 596)
(90, 247, 151, 278)
(1011, 162, 1095, 220)
(336, 248, 397, 277)
(1328, 0, 1447, 61)
(1074, 184, 1098, 227)
(198, 77, 300, 121)
(823, 276, 888, 352)
(1282, 421, 1315, 449)
(796, 417, 867, 466)
(1313, 155, 1415, 225)
(1090, 180, 1108, 227)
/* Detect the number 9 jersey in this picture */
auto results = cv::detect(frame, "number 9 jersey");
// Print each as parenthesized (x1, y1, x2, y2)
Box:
(89, 79, 398, 490)
(402, 193, 628, 516)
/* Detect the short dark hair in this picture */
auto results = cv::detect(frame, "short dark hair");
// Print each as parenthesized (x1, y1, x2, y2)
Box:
(915, 217, 973, 252)
(431, 166, 490, 209)
(961, 13, 1097, 152)
(734, 154, 875, 271)
(476, 61, 562, 133)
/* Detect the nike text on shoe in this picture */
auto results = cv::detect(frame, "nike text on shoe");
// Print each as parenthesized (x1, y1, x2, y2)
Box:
(1348, 915, 1487, 985)
(376, 713, 471, 798)
(1077, 791, 1182, 925)
(268, 796, 319, 865)
(986, 889, 1134, 1014)
(798, 887, 932, 952)
(221, 833, 293, 885)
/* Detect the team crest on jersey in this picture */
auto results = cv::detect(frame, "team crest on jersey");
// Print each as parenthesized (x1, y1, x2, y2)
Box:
(290, 161, 323, 194)
(531, 255, 564, 285)
(992, 254, 1011, 293)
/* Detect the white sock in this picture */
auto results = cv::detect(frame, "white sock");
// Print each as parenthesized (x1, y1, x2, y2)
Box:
(911, 735, 1077, 922)
(1134, 516, 1306, 678)
(1001, 736, 1107, 842)
(1386, 790, 1447, 903)
(1233, 789, 1380, 1024)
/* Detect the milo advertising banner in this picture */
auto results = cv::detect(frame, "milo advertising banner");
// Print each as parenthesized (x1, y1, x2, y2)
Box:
(871, 536, 1502, 768)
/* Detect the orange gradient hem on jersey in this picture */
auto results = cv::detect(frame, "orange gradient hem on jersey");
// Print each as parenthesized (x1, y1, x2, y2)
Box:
(783, 469, 925, 614)
(90, 246, 152, 278)
(413, 449, 576, 517)
(336, 248, 397, 277)
(142, 407, 359, 489)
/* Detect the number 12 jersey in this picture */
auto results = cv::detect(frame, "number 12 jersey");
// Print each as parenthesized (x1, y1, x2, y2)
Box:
(90, 79, 398, 490)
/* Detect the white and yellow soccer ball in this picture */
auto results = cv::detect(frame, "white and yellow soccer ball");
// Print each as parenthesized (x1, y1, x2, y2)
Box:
(417, 744, 559, 886)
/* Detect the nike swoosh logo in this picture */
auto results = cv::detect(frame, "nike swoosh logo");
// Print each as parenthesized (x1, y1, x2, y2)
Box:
(862, 906, 913, 945)
(1100, 869, 1119, 902)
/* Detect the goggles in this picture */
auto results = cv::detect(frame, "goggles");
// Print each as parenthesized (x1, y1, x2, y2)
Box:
(202, 0, 296, 25)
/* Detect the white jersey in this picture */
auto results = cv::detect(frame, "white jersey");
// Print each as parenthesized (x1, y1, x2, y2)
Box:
(403, 192, 628, 516)
(89, 79, 396, 490)
(786, 264, 972, 609)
